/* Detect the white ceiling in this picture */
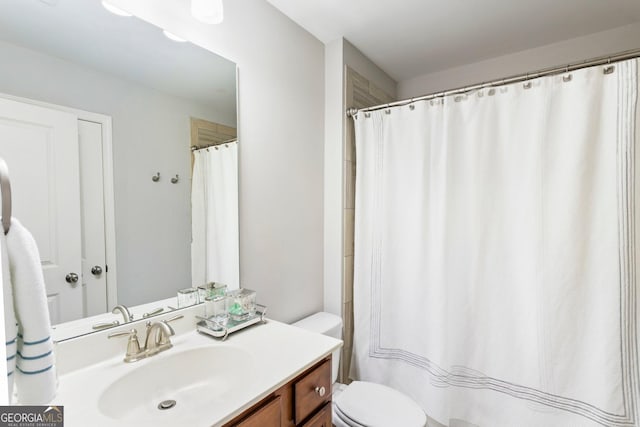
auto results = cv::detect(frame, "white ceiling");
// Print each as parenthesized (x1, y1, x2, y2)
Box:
(266, 0, 640, 82)
(0, 0, 237, 117)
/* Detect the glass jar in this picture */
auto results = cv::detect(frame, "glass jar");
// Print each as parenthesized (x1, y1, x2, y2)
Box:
(204, 295, 229, 330)
(177, 287, 199, 308)
(197, 282, 227, 301)
(227, 288, 256, 321)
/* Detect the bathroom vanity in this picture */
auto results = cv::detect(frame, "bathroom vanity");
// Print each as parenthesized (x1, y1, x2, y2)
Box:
(52, 306, 341, 427)
(223, 357, 332, 426)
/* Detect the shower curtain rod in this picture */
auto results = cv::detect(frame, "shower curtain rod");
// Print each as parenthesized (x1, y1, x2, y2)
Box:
(346, 47, 640, 117)
(191, 137, 237, 151)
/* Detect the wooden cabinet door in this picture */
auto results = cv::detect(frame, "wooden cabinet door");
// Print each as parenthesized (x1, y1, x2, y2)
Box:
(234, 395, 281, 427)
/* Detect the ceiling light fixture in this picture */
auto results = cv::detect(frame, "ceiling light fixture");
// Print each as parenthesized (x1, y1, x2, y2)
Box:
(162, 30, 187, 43)
(101, 1, 132, 17)
(191, 0, 224, 25)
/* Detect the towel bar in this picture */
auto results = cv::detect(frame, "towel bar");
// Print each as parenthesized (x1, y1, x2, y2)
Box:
(0, 158, 11, 235)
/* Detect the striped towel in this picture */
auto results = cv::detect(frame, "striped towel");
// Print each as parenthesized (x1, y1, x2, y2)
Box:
(1, 229, 16, 399)
(3, 218, 56, 404)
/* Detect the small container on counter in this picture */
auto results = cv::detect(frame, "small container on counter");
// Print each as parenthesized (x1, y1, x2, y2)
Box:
(197, 282, 227, 302)
(204, 295, 230, 329)
(227, 288, 257, 321)
(177, 287, 200, 308)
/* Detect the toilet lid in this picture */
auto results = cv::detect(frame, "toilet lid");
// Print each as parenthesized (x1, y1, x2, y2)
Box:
(334, 381, 427, 427)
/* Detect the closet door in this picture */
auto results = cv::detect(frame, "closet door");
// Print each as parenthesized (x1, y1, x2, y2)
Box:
(0, 97, 82, 324)
(78, 119, 108, 317)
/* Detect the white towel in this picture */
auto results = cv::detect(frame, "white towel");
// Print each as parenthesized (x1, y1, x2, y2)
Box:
(1, 230, 16, 400)
(4, 218, 56, 404)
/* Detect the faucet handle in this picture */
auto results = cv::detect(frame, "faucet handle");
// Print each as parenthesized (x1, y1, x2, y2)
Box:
(159, 314, 184, 342)
(142, 307, 164, 318)
(108, 329, 142, 362)
(107, 329, 135, 339)
(164, 314, 184, 324)
(92, 320, 120, 330)
(157, 325, 175, 346)
(156, 315, 181, 344)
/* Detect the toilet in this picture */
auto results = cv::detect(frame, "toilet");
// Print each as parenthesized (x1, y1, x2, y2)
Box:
(293, 312, 427, 427)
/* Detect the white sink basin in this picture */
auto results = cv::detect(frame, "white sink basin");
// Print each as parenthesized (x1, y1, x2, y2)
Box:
(98, 346, 254, 425)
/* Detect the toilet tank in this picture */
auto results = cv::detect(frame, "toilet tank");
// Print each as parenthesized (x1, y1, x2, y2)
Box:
(292, 312, 342, 383)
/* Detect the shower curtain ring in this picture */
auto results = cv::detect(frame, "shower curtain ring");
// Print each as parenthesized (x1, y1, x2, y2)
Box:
(562, 65, 573, 82)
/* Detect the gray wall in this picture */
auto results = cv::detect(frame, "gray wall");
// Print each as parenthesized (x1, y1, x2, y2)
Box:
(0, 40, 235, 307)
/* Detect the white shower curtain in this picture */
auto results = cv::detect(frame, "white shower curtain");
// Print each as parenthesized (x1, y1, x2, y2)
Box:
(352, 60, 640, 427)
(191, 142, 239, 289)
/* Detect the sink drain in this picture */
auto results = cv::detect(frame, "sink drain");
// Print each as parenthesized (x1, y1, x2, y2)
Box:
(157, 400, 177, 410)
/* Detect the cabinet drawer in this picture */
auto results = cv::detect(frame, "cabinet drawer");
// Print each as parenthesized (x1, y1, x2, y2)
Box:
(294, 359, 331, 424)
(301, 402, 332, 427)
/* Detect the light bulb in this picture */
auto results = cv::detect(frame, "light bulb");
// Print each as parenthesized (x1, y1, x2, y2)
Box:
(191, 0, 224, 25)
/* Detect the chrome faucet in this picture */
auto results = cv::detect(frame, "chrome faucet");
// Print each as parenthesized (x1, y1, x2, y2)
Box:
(108, 314, 183, 363)
(144, 320, 175, 356)
(112, 304, 133, 323)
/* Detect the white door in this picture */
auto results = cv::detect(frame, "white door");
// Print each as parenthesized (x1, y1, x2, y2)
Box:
(0, 97, 82, 323)
(78, 119, 108, 317)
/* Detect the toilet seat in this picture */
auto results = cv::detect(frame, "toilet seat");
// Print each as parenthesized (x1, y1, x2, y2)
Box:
(333, 381, 427, 427)
(334, 403, 367, 427)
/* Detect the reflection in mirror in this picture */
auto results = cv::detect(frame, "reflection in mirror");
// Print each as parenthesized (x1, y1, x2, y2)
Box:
(191, 136, 239, 290)
(0, 0, 239, 340)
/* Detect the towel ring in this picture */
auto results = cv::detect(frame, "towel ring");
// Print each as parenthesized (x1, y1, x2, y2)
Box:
(0, 158, 12, 235)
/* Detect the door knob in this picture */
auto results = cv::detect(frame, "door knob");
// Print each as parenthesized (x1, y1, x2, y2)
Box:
(91, 266, 103, 276)
(65, 272, 79, 283)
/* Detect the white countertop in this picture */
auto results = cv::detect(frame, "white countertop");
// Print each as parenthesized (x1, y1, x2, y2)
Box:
(52, 315, 342, 427)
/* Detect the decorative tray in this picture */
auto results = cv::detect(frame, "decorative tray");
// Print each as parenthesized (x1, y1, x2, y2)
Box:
(196, 304, 267, 341)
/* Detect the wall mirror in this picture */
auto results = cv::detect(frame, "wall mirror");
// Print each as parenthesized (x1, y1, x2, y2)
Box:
(0, 0, 239, 340)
